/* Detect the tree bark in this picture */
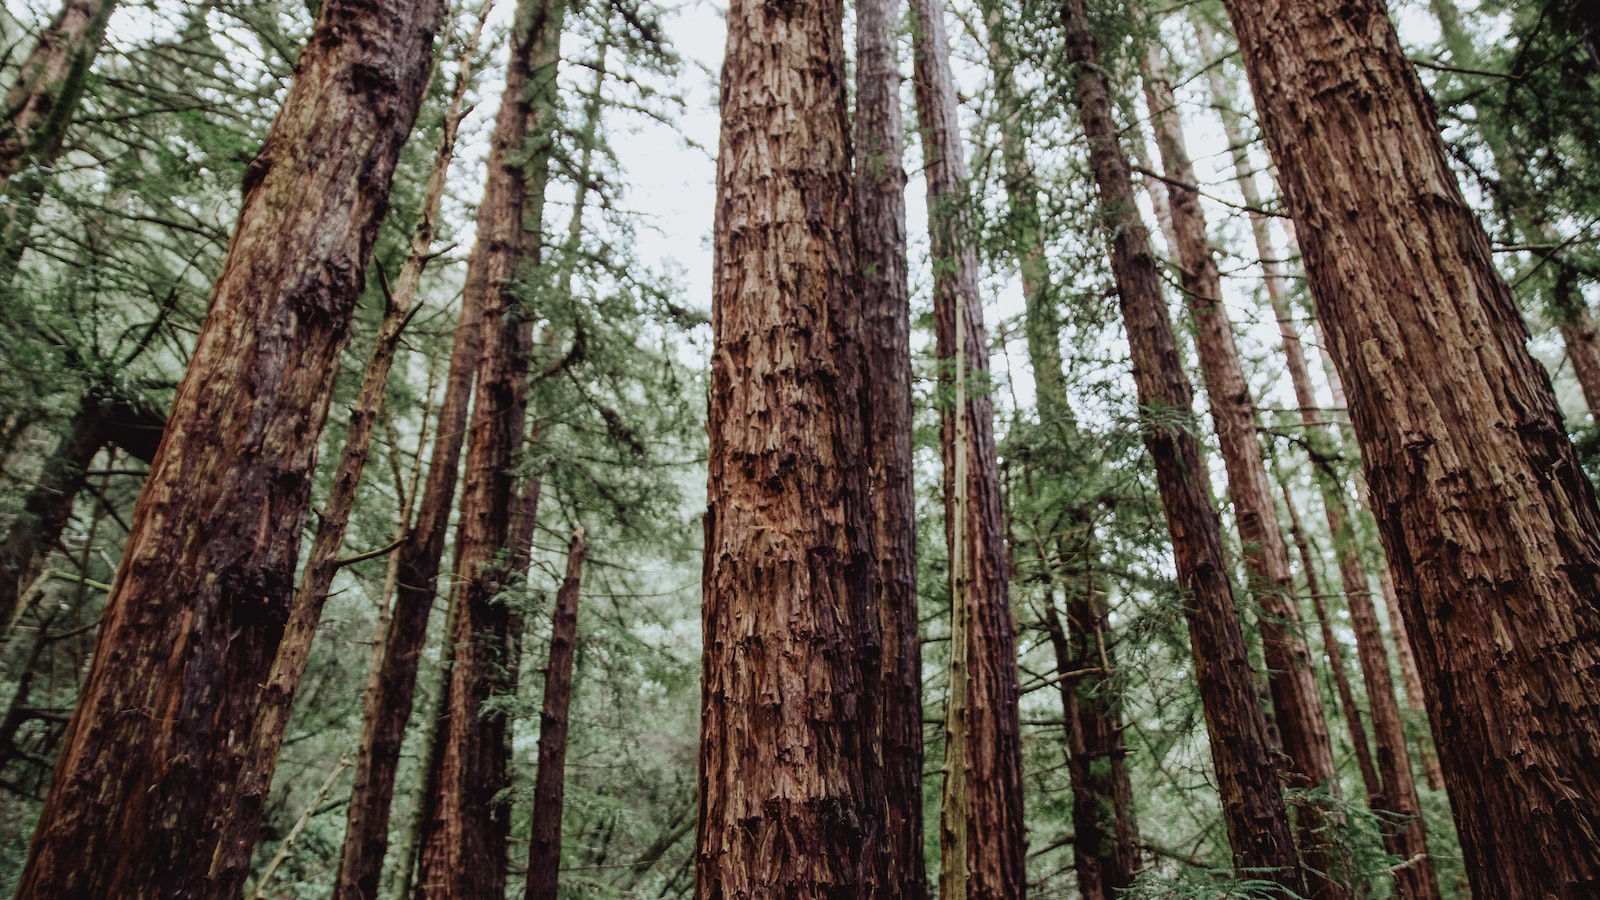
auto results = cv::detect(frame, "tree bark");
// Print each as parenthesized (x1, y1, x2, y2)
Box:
(0, 400, 104, 625)
(523, 528, 586, 900)
(413, 0, 564, 895)
(911, 4, 1026, 898)
(854, 0, 924, 896)
(14, 0, 444, 893)
(695, 0, 885, 895)
(0, 0, 115, 200)
(1057, 2, 1302, 892)
(1141, 44, 1346, 897)
(1219, 0, 1600, 894)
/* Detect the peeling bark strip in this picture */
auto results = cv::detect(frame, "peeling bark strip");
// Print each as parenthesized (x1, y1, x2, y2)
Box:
(1140, 44, 1347, 898)
(1057, 1, 1303, 893)
(696, 0, 886, 895)
(524, 529, 586, 900)
(911, 3, 1027, 897)
(414, 0, 565, 895)
(1219, 0, 1600, 894)
(854, 0, 925, 895)
(15, 0, 445, 895)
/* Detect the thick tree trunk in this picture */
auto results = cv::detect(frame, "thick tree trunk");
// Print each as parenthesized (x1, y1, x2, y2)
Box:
(1280, 481, 1382, 802)
(911, 4, 1026, 897)
(523, 529, 586, 900)
(14, 0, 443, 894)
(1219, 1, 1600, 894)
(854, 0, 924, 896)
(0, 0, 115, 201)
(695, 0, 885, 895)
(413, 1, 564, 895)
(1141, 46, 1346, 897)
(1058, 2, 1302, 892)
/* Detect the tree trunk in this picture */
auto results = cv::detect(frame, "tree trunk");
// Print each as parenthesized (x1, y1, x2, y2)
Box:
(854, 0, 924, 895)
(332, 10, 499, 896)
(0, 0, 115, 201)
(1141, 44, 1346, 897)
(413, 1, 564, 895)
(1058, 2, 1302, 892)
(0, 400, 104, 625)
(695, 0, 885, 894)
(1219, 1, 1600, 894)
(14, 0, 443, 894)
(911, 4, 1026, 897)
(1280, 480, 1383, 803)
(523, 529, 586, 900)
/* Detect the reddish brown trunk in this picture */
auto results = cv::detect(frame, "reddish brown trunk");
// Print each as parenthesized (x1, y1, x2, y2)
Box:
(0, 0, 115, 199)
(1280, 482, 1383, 802)
(1058, 2, 1301, 891)
(1220, 1, 1600, 894)
(695, 0, 885, 894)
(332, 12, 497, 894)
(1560, 299, 1600, 421)
(854, 0, 924, 895)
(14, 0, 443, 894)
(413, 1, 564, 894)
(523, 529, 586, 900)
(1141, 45, 1345, 896)
(911, 3, 1026, 897)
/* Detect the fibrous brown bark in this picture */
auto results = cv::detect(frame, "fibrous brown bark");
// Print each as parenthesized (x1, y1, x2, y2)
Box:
(413, 0, 564, 894)
(523, 528, 586, 900)
(332, 12, 496, 895)
(1140, 44, 1345, 897)
(15, 0, 444, 894)
(911, 4, 1026, 897)
(1058, 2, 1302, 892)
(854, 0, 924, 895)
(0, 0, 114, 201)
(696, 0, 885, 895)
(1219, 1, 1600, 894)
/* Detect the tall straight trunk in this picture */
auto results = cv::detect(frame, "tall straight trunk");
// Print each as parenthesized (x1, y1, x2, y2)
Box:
(1220, 0, 1600, 894)
(695, 0, 885, 894)
(413, 0, 564, 894)
(15, 0, 443, 893)
(523, 529, 586, 900)
(1141, 44, 1346, 897)
(911, 3, 1026, 897)
(1197, 29, 1445, 889)
(1057, 2, 1302, 892)
(854, 0, 924, 896)
(332, 11, 497, 895)
(1280, 480, 1382, 802)
(0, 0, 115, 202)
(204, 14, 479, 885)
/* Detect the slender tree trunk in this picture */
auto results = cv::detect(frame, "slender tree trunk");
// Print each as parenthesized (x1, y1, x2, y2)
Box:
(1219, 1, 1600, 894)
(911, 4, 1026, 897)
(0, 0, 115, 201)
(1280, 480, 1382, 802)
(0, 400, 103, 624)
(413, 1, 564, 895)
(14, 0, 443, 893)
(695, 0, 885, 894)
(523, 529, 586, 900)
(1141, 44, 1347, 897)
(854, 0, 924, 895)
(1057, 2, 1302, 892)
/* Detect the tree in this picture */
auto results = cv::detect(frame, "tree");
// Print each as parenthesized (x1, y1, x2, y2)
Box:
(911, 2, 1027, 896)
(1218, 0, 1600, 893)
(523, 528, 586, 900)
(854, 0, 925, 895)
(696, 0, 886, 894)
(14, 0, 445, 893)
(1057, 0, 1302, 892)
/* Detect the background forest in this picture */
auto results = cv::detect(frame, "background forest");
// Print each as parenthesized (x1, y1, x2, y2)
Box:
(0, 0, 1594, 896)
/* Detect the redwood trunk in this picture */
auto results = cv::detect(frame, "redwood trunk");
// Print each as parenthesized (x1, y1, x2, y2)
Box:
(1141, 46, 1345, 897)
(1058, 1, 1302, 891)
(696, 0, 885, 894)
(523, 529, 586, 900)
(0, 0, 115, 200)
(854, 0, 924, 895)
(911, 3, 1026, 897)
(1220, 0, 1600, 893)
(413, 1, 564, 894)
(15, 0, 443, 894)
